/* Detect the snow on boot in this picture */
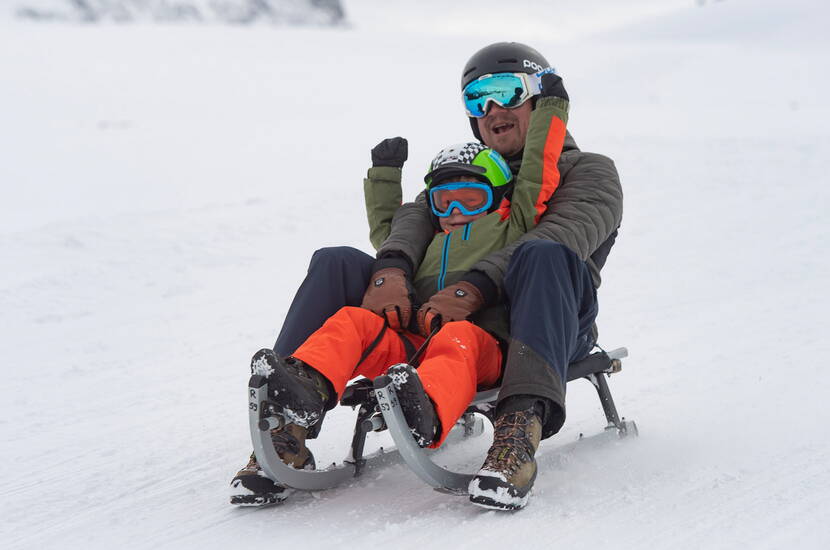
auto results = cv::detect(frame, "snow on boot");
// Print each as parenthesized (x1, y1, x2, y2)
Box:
(387, 363, 439, 447)
(468, 407, 542, 510)
(229, 423, 315, 506)
(250, 348, 331, 429)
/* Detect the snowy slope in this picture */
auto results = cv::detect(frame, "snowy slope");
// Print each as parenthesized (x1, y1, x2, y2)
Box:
(1, 0, 829, 548)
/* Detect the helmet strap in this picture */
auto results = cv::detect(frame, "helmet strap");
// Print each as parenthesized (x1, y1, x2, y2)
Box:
(470, 118, 483, 142)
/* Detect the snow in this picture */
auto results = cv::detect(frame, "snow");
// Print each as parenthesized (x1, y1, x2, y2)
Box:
(1, 0, 829, 548)
(9, 0, 345, 25)
(251, 354, 275, 377)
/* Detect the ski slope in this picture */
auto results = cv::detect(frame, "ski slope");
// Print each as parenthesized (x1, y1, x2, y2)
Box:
(1, 0, 828, 548)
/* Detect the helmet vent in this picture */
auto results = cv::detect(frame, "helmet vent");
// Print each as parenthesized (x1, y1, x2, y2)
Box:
(498, 57, 518, 64)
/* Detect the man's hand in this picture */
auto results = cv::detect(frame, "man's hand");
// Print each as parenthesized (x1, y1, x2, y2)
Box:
(417, 281, 485, 336)
(540, 73, 569, 101)
(361, 267, 413, 331)
(371, 137, 408, 168)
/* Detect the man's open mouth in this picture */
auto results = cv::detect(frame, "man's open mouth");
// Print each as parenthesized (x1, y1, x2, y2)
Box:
(491, 122, 514, 135)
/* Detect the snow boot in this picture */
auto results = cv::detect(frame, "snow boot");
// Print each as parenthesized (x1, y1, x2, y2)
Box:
(229, 423, 315, 506)
(468, 406, 542, 510)
(387, 363, 439, 447)
(250, 348, 332, 429)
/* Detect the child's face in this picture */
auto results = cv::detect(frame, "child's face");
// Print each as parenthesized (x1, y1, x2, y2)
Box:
(433, 176, 490, 233)
(439, 210, 488, 233)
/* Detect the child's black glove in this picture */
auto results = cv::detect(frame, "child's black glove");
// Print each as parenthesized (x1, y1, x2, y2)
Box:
(371, 137, 409, 168)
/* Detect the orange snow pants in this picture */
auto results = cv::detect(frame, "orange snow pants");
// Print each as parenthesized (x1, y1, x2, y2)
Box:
(291, 306, 502, 447)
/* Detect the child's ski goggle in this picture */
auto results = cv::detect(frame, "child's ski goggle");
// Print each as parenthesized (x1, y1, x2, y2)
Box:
(462, 72, 544, 118)
(429, 182, 494, 217)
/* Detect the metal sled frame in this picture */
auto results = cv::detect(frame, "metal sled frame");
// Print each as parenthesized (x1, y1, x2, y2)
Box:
(248, 347, 635, 494)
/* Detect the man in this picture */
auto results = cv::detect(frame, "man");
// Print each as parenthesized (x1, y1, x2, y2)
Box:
(362, 42, 622, 510)
(231, 42, 621, 511)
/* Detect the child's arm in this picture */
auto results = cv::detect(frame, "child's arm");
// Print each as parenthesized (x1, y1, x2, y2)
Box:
(364, 165, 403, 250)
(364, 138, 407, 250)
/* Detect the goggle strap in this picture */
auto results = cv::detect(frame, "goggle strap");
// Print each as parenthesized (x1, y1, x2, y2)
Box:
(525, 72, 543, 95)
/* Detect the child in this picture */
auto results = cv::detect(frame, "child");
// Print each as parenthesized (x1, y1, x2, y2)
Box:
(230, 96, 569, 506)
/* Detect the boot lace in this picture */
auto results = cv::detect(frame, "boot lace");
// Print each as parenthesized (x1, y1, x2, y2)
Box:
(243, 428, 300, 471)
(482, 410, 536, 477)
(271, 428, 301, 456)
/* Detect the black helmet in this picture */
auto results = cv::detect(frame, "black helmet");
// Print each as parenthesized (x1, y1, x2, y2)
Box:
(461, 42, 551, 90)
(461, 42, 551, 142)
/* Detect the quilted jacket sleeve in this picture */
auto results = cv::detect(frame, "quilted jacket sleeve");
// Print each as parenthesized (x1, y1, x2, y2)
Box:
(376, 189, 435, 270)
(470, 151, 622, 293)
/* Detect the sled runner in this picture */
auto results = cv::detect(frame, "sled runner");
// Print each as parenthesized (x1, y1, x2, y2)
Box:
(247, 346, 636, 494)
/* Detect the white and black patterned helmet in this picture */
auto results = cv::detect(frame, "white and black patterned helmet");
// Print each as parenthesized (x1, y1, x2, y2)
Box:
(424, 142, 513, 189)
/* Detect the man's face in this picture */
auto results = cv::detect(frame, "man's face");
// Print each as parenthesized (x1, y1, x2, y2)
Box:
(476, 100, 533, 157)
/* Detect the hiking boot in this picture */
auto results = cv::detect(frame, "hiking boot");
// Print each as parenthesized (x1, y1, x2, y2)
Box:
(229, 423, 315, 506)
(387, 363, 439, 447)
(468, 406, 542, 510)
(250, 348, 332, 428)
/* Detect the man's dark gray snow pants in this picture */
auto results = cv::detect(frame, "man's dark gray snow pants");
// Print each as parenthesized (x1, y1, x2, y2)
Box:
(273, 241, 598, 438)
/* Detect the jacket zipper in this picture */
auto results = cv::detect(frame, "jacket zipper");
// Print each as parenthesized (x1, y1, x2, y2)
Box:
(437, 232, 452, 291)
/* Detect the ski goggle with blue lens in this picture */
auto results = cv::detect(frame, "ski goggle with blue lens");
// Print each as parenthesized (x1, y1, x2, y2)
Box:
(429, 182, 494, 217)
(462, 72, 544, 118)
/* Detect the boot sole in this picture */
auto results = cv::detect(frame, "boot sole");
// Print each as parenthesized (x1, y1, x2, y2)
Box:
(468, 470, 534, 511)
(229, 480, 294, 507)
(229, 468, 295, 507)
(230, 492, 290, 507)
(469, 492, 529, 511)
(387, 364, 437, 447)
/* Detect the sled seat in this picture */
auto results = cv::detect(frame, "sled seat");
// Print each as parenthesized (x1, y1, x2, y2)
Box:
(465, 347, 627, 403)
(463, 346, 631, 430)
(341, 346, 630, 428)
